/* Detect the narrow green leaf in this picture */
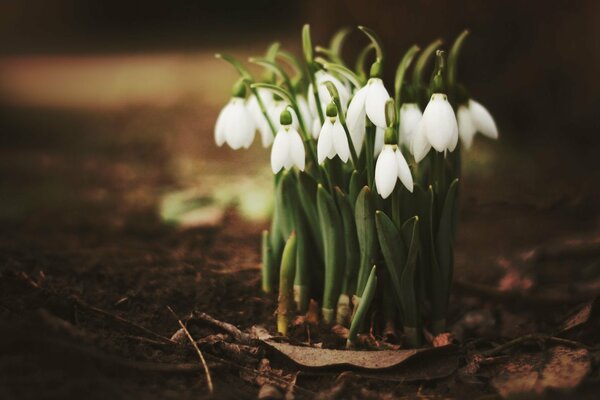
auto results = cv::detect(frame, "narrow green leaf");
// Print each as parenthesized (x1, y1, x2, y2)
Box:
(355, 186, 378, 295)
(347, 266, 377, 348)
(317, 185, 345, 323)
(375, 210, 407, 313)
(348, 170, 364, 209)
(215, 53, 252, 80)
(277, 232, 297, 335)
(411, 38, 443, 87)
(335, 187, 360, 297)
(358, 26, 384, 61)
(436, 178, 459, 296)
(276, 170, 297, 239)
(296, 171, 324, 259)
(447, 30, 470, 88)
(355, 43, 375, 82)
(261, 230, 273, 294)
(399, 216, 420, 328)
(330, 27, 351, 58)
(302, 24, 313, 63)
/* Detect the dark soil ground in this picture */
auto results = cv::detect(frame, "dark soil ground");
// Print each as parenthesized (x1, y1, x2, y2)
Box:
(1, 103, 599, 399)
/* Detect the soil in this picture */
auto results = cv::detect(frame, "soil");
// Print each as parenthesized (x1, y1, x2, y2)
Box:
(1, 104, 599, 399)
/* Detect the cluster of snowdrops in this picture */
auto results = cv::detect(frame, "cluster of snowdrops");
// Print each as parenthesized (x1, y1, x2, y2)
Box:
(214, 25, 497, 348)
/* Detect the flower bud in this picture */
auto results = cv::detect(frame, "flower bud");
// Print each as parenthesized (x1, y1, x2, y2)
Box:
(280, 109, 293, 126)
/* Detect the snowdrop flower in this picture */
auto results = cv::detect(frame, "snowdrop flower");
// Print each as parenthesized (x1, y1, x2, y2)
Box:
(375, 145, 414, 199)
(317, 104, 350, 164)
(307, 71, 351, 118)
(346, 76, 391, 152)
(457, 99, 498, 149)
(247, 88, 274, 147)
(399, 103, 422, 149)
(271, 109, 305, 173)
(310, 118, 321, 139)
(214, 86, 256, 150)
(412, 93, 458, 162)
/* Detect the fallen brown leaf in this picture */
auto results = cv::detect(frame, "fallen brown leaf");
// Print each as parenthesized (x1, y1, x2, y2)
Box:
(263, 340, 455, 370)
(491, 346, 590, 398)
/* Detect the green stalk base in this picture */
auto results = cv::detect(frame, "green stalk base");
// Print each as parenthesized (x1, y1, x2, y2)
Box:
(336, 294, 351, 326)
(293, 285, 308, 314)
(322, 308, 335, 324)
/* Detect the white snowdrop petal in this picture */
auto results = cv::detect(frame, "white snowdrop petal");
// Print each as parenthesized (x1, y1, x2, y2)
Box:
(288, 129, 306, 171)
(469, 99, 498, 139)
(214, 102, 229, 146)
(448, 117, 459, 152)
(270, 128, 290, 173)
(311, 118, 321, 139)
(350, 116, 366, 154)
(365, 79, 390, 128)
(412, 119, 432, 162)
(457, 105, 476, 149)
(399, 103, 422, 147)
(332, 120, 350, 163)
(346, 86, 368, 133)
(225, 100, 250, 150)
(395, 148, 414, 193)
(317, 120, 334, 164)
(241, 107, 256, 149)
(297, 96, 313, 129)
(423, 94, 457, 152)
(375, 146, 398, 199)
(373, 126, 385, 157)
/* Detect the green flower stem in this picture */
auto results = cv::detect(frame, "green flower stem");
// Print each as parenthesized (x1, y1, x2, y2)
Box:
(347, 266, 377, 348)
(277, 232, 297, 335)
(307, 65, 325, 124)
(251, 85, 277, 136)
(394, 45, 420, 131)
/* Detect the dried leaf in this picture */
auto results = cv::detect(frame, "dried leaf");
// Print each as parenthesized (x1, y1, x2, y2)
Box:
(433, 333, 454, 347)
(561, 297, 599, 332)
(263, 340, 454, 370)
(491, 346, 590, 398)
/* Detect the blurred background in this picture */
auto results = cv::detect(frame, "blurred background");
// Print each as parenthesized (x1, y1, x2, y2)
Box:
(0, 0, 599, 263)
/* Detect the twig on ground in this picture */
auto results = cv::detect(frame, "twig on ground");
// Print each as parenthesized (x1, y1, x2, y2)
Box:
(481, 334, 591, 357)
(168, 306, 214, 395)
(193, 311, 254, 344)
(72, 296, 174, 344)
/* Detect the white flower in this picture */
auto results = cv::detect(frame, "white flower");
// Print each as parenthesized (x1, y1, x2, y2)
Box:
(214, 97, 256, 150)
(296, 95, 314, 130)
(346, 78, 391, 152)
(374, 126, 384, 157)
(375, 145, 414, 199)
(270, 125, 305, 173)
(247, 88, 274, 147)
(311, 118, 321, 139)
(399, 103, 422, 148)
(412, 93, 458, 162)
(457, 99, 498, 149)
(307, 71, 351, 117)
(317, 117, 350, 164)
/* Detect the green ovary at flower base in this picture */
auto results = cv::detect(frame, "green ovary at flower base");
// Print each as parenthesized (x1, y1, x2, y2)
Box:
(213, 26, 498, 347)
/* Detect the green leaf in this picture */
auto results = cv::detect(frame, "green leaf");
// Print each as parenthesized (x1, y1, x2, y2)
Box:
(348, 170, 364, 209)
(249, 57, 292, 89)
(330, 27, 351, 58)
(215, 53, 252, 80)
(250, 83, 295, 108)
(347, 266, 377, 348)
(394, 45, 420, 111)
(375, 210, 407, 313)
(317, 185, 345, 322)
(412, 38, 443, 87)
(276, 170, 297, 239)
(399, 216, 420, 329)
(447, 30, 470, 88)
(355, 186, 378, 295)
(302, 24, 313, 63)
(355, 43, 375, 83)
(358, 25, 384, 61)
(296, 171, 324, 258)
(277, 232, 297, 335)
(436, 178, 459, 297)
(261, 230, 273, 294)
(334, 187, 360, 296)
(318, 61, 362, 89)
